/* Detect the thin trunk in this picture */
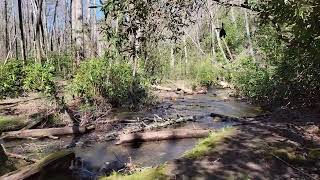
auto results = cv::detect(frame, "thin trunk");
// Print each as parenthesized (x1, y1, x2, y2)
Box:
(14, 17, 18, 60)
(170, 43, 175, 68)
(4, 0, 9, 56)
(35, 0, 44, 62)
(185, 32, 206, 56)
(51, 0, 59, 51)
(222, 38, 234, 61)
(91, 0, 97, 56)
(42, 0, 49, 58)
(206, 0, 216, 62)
(244, 9, 255, 59)
(183, 36, 188, 75)
(72, 0, 84, 65)
(63, 0, 68, 51)
(18, 0, 27, 62)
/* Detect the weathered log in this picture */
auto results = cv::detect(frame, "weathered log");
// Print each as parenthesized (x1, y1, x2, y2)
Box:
(151, 85, 175, 92)
(0, 151, 75, 180)
(0, 125, 95, 140)
(152, 85, 207, 95)
(116, 129, 211, 145)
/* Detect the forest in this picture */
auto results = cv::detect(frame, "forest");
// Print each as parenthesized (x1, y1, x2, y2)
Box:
(0, 0, 319, 179)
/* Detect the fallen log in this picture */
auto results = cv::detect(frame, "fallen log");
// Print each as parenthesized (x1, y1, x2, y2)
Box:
(0, 125, 95, 140)
(151, 85, 207, 95)
(151, 85, 175, 92)
(116, 129, 211, 145)
(0, 151, 75, 180)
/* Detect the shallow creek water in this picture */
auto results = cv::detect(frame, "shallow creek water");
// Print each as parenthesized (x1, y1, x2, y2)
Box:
(3, 88, 262, 179)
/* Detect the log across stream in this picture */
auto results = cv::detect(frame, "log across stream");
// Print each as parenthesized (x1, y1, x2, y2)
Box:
(1, 88, 262, 180)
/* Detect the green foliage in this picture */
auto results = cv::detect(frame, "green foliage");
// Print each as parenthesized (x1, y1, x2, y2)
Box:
(101, 166, 168, 180)
(0, 61, 24, 98)
(252, 0, 320, 106)
(23, 63, 55, 95)
(231, 56, 271, 102)
(69, 58, 108, 101)
(70, 58, 149, 107)
(184, 128, 235, 159)
(190, 59, 220, 87)
(47, 53, 74, 79)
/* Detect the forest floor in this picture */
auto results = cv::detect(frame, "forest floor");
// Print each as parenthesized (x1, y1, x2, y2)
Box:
(166, 108, 320, 180)
(1, 84, 320, 179)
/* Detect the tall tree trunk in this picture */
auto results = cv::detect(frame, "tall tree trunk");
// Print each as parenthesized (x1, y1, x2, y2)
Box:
(206, 0, 218, 62)
(91, 0, 98, 57)
(72, 0, 84, 65)
(50, 0, 59, 52)
(91, 0, 98, 56)
(244, 9, 255, 59)
(14, 17, 18, 60)
(18, 0, 27, 62)
(4, 0, 9, 57)
(35, 0, 44, 63)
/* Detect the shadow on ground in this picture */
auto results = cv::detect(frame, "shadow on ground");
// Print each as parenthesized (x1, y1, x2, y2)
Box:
(167, 114, 320, 180)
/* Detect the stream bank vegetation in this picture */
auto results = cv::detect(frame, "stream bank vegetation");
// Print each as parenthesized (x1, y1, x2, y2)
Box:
(183, 128, 235, 159)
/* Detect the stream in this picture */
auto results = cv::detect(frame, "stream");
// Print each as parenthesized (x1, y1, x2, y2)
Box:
(2, 88, 262, 179)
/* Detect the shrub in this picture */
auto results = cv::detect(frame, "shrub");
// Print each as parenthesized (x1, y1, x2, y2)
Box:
(47, 53, 74, 79)
(231, 56, 271, 102)
(69, 58, 108, 100)
(23, 63, 55, 95)
(190, 59, 223, 87)
(0, 61, 24, 98)
(70, 59, 149, 107)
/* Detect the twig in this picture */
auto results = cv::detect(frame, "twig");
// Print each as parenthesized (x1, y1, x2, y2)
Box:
(271, 153, 316, 180)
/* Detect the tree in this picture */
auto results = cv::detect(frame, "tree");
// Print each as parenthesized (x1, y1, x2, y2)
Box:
(17, 0, 27, 62)
(72, 0, 84, 65)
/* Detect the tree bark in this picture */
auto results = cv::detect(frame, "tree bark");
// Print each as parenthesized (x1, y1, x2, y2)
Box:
(170, 42, 175, 68)
(1, 125, 95, 140)
(50, 0, 59, 52)
(244, 9, 255, 59)
(17, 0, 27, 62)
(35, 0, 44, 62)
(116, 129, 211, 145)
(4, 0, 9, 57)
(72, 0, 84, 65)
(183, 36, 188, 74)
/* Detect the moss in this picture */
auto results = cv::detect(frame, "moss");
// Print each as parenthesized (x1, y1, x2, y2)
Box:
(0, 116, 26, 133)
(183, 128, 235, 159)
(100, 166, 168, 180)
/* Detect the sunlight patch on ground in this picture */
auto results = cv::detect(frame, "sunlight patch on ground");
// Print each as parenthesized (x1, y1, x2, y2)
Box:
(183, 128, 236, 159)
